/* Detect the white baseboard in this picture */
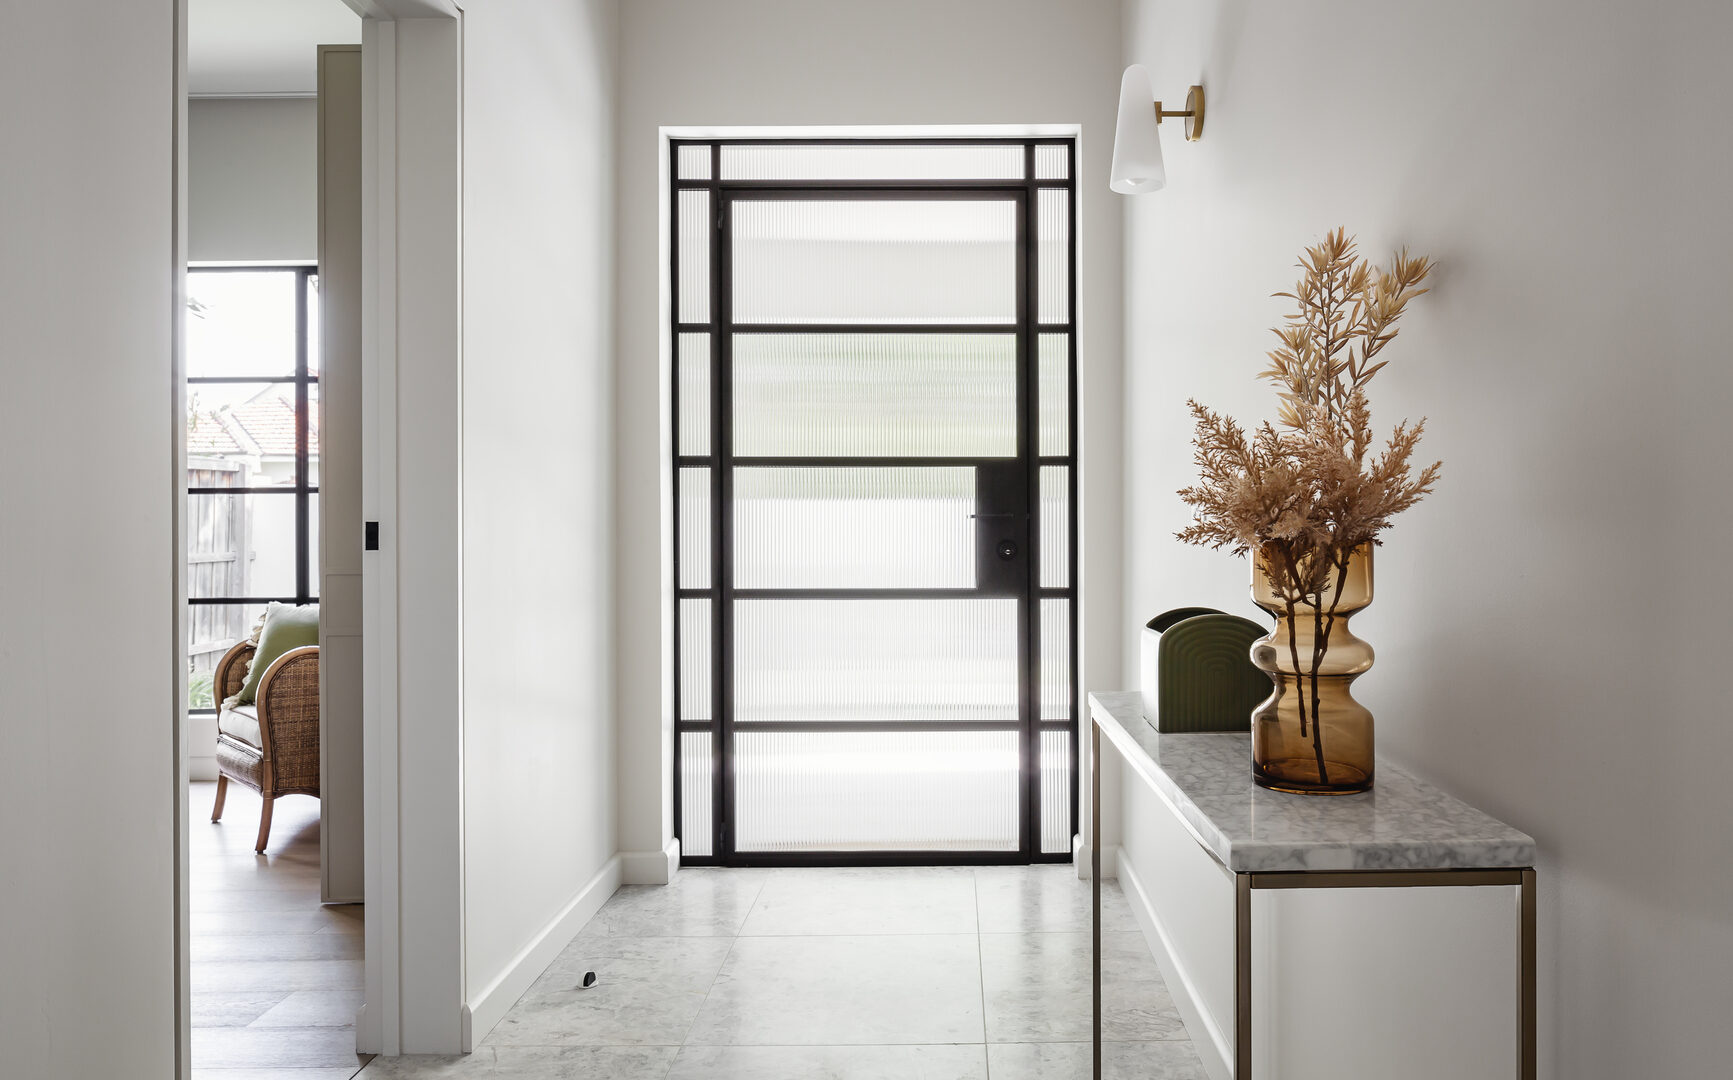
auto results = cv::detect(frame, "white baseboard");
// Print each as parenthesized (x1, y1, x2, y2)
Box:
(1119, 850, 1233, 1080)
(461, 853, 623, 1050)
(187, 755, 218, 782)
(620, 836, 681, 885)
(1072, 837, 1120, 880)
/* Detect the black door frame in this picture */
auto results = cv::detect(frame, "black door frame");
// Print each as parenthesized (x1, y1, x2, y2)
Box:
(670, 138, 1079, 867)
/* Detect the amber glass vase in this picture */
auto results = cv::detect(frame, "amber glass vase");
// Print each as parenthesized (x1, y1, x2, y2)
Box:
(1249, 542, 1375, 794)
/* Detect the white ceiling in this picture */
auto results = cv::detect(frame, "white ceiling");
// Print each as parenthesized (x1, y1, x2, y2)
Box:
(189, 0, 362, 97)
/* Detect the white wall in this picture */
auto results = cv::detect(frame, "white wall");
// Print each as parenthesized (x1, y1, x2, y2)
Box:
(0, 2, 180, 1078)
(188, 98, 318, 262)
(1118, 1, 1733, 1076)
(614, 0, 1126, 862)
(459, 0, 622, 1040)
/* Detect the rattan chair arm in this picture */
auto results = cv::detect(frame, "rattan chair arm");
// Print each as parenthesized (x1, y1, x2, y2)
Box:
(255, 646, 321, 795)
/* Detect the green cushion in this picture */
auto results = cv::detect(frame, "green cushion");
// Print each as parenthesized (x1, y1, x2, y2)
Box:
(231, 602, 319, 706)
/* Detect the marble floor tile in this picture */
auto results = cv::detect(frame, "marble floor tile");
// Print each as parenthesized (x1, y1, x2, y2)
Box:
(356, 1045, 678, 1078)
(980, 932, 1186, 1043)
(483, 936, 735, 1046)
(974, 866, 1141, 934)
(685, 934, 984, 1046)
(666, 1043, 990, 1080)
(192, 1069, 365, 1080)
(740, 868, 979, 936)
(988, 1041, 1210, 1080)
(190, 991, 292, 1028)
(581, 868, 767, 938)
(191, 1026, 368, 1069)
(193, 958, 366, 993)
(253, 989, 367, 1028)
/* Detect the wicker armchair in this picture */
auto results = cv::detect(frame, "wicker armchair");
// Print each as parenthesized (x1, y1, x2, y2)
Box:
(209, 639, 321, 853)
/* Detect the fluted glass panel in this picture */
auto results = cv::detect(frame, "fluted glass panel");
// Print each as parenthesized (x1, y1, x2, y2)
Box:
(679, 598, 712, 721)
(677, 144, 712, 180)
(1038, 333, 1070, 456)
(722, 144, 1023, 181)
(1041, 465, 1070, 587)
(1034, 144, 1069, 180)
(679, 189, 710, 323)
(1041, 597, 1072, 720)
(734, 467, 974, 589)
(678, 333, 711, 455)
(732, 199, 1017, 325)
(1040, 728, 1074, 854)
(1038, 188, 1069, 324)
(679, 468, 710, 589)
(680, 731, 713, 858)
(735, 598, 1018, 724)
(733, 730, 1020, 852)
(732, 334, 1016, 457)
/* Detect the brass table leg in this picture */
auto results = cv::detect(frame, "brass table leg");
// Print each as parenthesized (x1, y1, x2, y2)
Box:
(1235, 872, 1252, 1078)
(1520, 867, 1536, 1080)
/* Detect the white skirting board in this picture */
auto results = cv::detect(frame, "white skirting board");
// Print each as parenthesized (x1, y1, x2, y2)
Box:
(461, 853, 623, 1050)
(621, 836, 682, 885)
(1119, 850, 1234, 1080)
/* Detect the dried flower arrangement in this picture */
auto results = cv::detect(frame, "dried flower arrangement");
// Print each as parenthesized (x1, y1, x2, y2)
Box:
(1177, 229, 1441, 791)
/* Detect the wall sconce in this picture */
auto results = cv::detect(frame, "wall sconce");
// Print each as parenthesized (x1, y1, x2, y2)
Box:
(1110, 64, 1205, 194)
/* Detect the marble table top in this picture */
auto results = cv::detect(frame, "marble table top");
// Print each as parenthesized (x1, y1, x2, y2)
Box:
(1090, 690, 1536, 873)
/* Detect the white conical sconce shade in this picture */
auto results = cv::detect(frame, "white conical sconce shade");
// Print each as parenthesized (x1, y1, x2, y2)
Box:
(1111, 64, 1166, 194)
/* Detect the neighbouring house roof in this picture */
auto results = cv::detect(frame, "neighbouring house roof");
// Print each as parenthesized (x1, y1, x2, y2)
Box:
(187, 388, 314, 460)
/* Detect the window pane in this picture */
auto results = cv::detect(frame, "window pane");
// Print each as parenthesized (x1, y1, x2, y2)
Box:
(680, 731, 713, 857)
(306, 273, 321, 375)
(680, 598, 712, 722)
(679, 467, 710, 589)
(733, 729, 1020, 852)
(1038, 333, 1070, 456)
(679, 189, 710, 323)
(1038, 188, 1069, 323)
(677, 143, 712, 180)
(1041, 597, 1072, 720)
(722, 144, 1024, 181)
(187, 383, 305, 488)
(732, 333, 1016, 457)
(186, 270, 299, 377)
(1034, 145, 1068, 180)
(734, 598, 1018, 724)
(307, 380, 319, 487)
(1040, 728, 1074, 854)
(1040, 466, 1069, 588)
(678, 332, 711, 455)
(732, 199, 1017, 325)
(734, 467, 975, 589)
(188, 492, 300, 598)
(187, 602, 266, 710)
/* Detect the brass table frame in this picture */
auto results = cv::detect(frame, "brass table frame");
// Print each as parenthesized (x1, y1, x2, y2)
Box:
(1090, 719, 1537, 1080)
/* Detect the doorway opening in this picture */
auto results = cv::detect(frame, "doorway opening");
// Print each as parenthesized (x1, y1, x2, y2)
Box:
(670, 138, 1080, 866)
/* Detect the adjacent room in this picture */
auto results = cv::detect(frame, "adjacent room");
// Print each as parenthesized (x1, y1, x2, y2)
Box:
(3, 2, 1729, 1080)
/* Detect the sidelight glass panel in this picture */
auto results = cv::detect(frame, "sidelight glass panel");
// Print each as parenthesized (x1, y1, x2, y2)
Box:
(722, 144, 1024, 181)
(1034, 144, 1069, 180)
(734, 467, 974, 589)
(678, 468, 710, 589)
(677, 143, 712, 180)
(733, 729, 1020, 852)
(679, 598, 712, 721)
(678, 333, 711, 455)
(732, 199, 1017, 325)
(1041, 597, 1072, 721)
(679, 189, 711, 323)
(1038, 188, 1069, 323)
(1040, 466, 1070, 588)
(735, 598, 1018, 724)
(1038, 333, 1070, 456)
(732, 333, 1016, 457)
(186, 270, 300, 378)
(680, 731, 714, 858)
(1040, 728, 1074, 854)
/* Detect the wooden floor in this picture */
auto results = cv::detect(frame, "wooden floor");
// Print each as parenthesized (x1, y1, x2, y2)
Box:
(189, 780, 370, 1080)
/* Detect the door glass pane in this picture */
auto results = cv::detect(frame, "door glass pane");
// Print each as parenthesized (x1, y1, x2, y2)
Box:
(188, 492, 299, 598)
(1039, 188, 1069, 323)
(680, 731, 713, 858)
(1041, 597, 1072, 720)
(677, 144, 712, 180)
(680, 598, 712, 722)
(734, 467, 974, 589)
(1038, 333, 1070, 456)
(678, 332, 711, 455)
(1040, 728, 1074, 855)
(733, 729, 1020, 852)
(732, 199, 1017, 325)
(722, 144, 1024, 181)
(1040, 466, 1070, 588)
(1034, 145, 1069, 180)
(735, 598, 1018, 724)
(679, 189, 710, 323)
(186, 270, 299, 377)
(679, 467, 710, 589)
(732, 333, 1016, 457)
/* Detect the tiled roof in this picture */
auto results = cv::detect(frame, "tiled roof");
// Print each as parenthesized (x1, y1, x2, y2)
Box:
(186, 388, 314, 459)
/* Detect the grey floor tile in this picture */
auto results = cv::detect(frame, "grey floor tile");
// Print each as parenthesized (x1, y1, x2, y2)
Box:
(253, 989, 367, 1028)
(685, 934, 983, 1046)
(483, 936, 734, 1046)
(192, 1026, 368, 1069)
(987, 1041, 1209, 1079)
(741, 868, 978, 936)
(980, 932, 1186, 1043)
(357, 1046, 678, 1078)
(974, 866, 1141, 934)
(666, 1043, 990, 1080)
(192, 1069, 366, 1080)
(581, 869, 768, 938)
(190, 991, 292, 1028)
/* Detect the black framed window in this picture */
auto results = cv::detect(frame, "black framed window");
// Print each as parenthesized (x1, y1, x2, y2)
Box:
(670, 139, 1080, 866)
(185, 266, 319, 712)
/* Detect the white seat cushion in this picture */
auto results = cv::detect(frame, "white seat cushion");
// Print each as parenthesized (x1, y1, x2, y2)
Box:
(218, 703, 262, 748)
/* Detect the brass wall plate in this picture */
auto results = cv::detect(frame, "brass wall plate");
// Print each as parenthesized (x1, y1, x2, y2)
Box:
(1184, 84, 1205, 141)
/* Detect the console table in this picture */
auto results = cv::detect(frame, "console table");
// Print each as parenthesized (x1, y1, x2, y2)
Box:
(1088, 690, 1537, 1080)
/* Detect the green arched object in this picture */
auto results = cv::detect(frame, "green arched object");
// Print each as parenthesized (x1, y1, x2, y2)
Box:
(1153, 611, 1272, 733)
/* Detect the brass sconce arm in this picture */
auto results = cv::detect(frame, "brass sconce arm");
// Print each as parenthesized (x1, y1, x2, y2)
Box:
(1152, 85, 1206, 142)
